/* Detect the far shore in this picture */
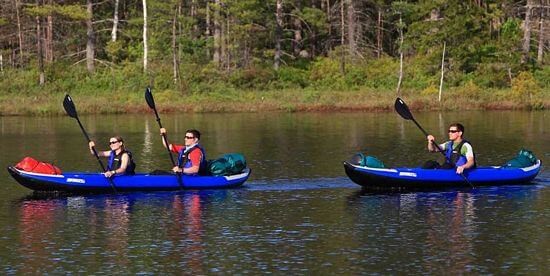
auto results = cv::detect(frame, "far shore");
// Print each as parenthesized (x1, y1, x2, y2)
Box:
(0, 89, 548, 116)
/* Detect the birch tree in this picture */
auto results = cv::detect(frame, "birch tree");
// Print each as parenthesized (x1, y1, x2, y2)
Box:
(521, 0, 533, 64)
(213, 0, 222, 66)
(111, 0, 119, 42)
(537, 3, 546, 64)
(346, 0, 356, 56)
(143, 0, 148, 72)
(35, 0, 45, 85)
(86, 0, 95, 74)
(172, 2, 179, 83)
(274, 0, 283, 70)
(15, 0, 24, 65)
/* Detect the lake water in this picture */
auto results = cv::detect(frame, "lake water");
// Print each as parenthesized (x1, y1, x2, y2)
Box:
(0, 111, 548, 273)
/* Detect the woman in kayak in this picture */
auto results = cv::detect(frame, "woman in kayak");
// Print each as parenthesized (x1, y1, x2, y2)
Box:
(424, 123, 476, 174)
(88, 136, 136, 177)
(160, 128, 207, 175)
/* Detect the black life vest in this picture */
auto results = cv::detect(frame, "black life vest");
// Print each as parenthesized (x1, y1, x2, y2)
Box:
(444, 139, 476, 168)
(107, 150, 136, 175)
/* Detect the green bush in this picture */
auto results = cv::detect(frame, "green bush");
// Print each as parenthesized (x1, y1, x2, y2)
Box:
(472, 63, 511, 88)
(229, 66, 275, 89)
(533, 66, 550, 89)
(309, 57, 345, 89)
(274, 67, 309, 88)
(364, 57, 399, 90)
(452, 80, 482, 99)
(420, 85, 438, 96)
(511, 71, 541, 101)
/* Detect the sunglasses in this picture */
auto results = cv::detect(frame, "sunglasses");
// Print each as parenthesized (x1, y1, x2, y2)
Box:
(448, 130, 460, 133)
(109, 141, 119, 145)
(184, 136, 195, 139)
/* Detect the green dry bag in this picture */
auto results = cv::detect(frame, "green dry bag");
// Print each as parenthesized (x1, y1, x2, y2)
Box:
(349, 153, 385, 168)
(503, 149, 537, 169)
(208, 153, 247, 176)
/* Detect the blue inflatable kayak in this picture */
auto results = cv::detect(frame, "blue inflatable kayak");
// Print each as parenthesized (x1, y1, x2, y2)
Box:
(343, 160, 541, 189)
(7, 166, 251, 193)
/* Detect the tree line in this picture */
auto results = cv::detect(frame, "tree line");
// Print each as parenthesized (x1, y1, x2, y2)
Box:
(0, 0, 547, 92)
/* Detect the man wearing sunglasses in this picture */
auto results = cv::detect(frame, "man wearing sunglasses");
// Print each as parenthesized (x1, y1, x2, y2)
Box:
(424, 123, 476, 174)
(88, 136, 136, 177)
(160, 128, 207, 175)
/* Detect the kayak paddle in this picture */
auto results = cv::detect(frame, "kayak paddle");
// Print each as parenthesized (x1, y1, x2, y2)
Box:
(144, 87, 184, 189)
(63, 94, 117, 193)
(394, 97, 474, 188)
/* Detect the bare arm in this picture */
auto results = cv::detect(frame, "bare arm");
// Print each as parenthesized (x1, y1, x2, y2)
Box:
(183, 164, 199, 174)
(89, 141, 110, 157)
(456, 156, 475, 174)
(160, 128, 172, 151)
(427, 135, 440, 152)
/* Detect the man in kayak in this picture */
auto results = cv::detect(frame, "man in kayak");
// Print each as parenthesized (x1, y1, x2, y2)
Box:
(160, 128, 207, 175)
(88, 136, 136, 177)
(425, 123, 476, 174)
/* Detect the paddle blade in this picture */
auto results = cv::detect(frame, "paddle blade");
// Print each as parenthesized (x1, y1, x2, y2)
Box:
(394, 97, 414, 120)
(144, 87, 156, 110)
(63, 94, 78, 118)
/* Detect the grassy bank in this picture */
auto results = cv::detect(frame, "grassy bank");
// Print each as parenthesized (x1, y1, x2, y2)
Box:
(1, 87, 548, 116)
(1, 59, 548, 115)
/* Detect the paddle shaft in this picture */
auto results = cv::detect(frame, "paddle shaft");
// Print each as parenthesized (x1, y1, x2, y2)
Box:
(154, 117, 177, 167)
(75, 116, 118, 193)
(145, 89, 184, 189)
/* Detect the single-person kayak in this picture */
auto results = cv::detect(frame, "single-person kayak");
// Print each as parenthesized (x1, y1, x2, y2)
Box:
(8, 166, 251, 193)
(343, 160, 541, 189)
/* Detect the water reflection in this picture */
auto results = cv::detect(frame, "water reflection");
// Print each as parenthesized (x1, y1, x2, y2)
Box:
(344, 185, 546, 273)
(17, 199, 60, 274)
(1, 112, 548, 274)
(13, 191, 228, 273)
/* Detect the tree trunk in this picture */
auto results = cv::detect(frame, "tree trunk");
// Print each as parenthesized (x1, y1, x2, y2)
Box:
(45, 0, 53, 63)
(347, 0, 356, 56)
(35, 2, 45, 85)
(293, 2, 302, 58)
(112, 0, 119, 42)
(340, 0, 346, 74)
(438, 42, 446, 102)
(537, 5, 545, 64)
(86, 0, 95, 74)
(15, 0, 24, 65)
(143, 0, 148, 72)
(325, 0, 331, 50)
(521, 0, 533, 64)
(213, 0, 222, 66)
(205, 1, 211, 58)
(274, 0, 282, 70)
(172, 6, 179, 84)
(223, 16, 229, 70)
(191, 0, 198, 38)
(396, 15, 404, 96)
(377, 8, 382, 58)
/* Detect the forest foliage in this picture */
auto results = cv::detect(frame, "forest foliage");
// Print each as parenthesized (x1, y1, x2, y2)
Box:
(0, 0, 548, 112)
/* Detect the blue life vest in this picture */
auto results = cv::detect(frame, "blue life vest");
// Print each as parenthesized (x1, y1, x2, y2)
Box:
(444, 140, 475, 167)
(177, 144, 207, 175)
(107, 150, 136, 175)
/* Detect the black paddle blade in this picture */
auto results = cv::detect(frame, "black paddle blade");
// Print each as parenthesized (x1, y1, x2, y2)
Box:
(394, 97, 414, 120)
(144, 87, 156, 109)
(63, 94, 78, 118)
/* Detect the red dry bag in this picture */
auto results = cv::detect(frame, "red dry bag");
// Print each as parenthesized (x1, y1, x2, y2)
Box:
(15, 157, 62, 175)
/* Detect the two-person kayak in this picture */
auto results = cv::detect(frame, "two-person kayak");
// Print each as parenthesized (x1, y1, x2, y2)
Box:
(8, 166, 251, 193)
(343, 160, 541, 189)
